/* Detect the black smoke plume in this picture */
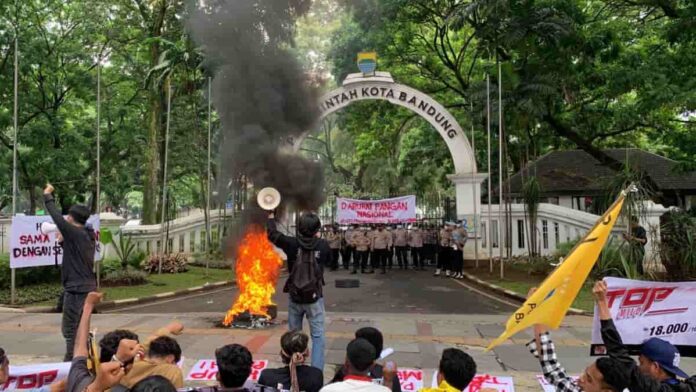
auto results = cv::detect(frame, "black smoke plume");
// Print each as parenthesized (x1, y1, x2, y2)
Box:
(187, 0, 325, 240)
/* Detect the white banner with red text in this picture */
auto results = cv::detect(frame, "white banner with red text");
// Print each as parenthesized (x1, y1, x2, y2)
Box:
(10, 215, 101, 269)
(1, 362, 70, 391)
(185, 359, 269, 382)
(432, 372, 515, 392)
(537, 374, 579, 392)
(591, 277, 696, 356)
(336, 196, 416, 224)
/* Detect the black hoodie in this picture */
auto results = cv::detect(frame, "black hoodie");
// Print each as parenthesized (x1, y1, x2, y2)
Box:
(267, 218, 331, 294)
(44, 194, 97, 293)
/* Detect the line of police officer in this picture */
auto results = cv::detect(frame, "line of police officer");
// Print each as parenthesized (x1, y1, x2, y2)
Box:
(322, 222, 467, 277)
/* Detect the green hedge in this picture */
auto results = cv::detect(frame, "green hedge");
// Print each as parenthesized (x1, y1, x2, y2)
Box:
(0, 254, 62, 290)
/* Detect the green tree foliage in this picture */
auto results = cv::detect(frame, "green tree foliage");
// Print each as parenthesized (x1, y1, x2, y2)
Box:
(0, 0, 216, 219)
(322, 0, 694, 207)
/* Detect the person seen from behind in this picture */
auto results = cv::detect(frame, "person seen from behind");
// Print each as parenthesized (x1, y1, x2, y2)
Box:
(43, 183, 97, 361)
(267, 211, 330, 371)
(258, 330, 323, 392)
(420, 348, 477, 392)
(320, 338, 394, 392)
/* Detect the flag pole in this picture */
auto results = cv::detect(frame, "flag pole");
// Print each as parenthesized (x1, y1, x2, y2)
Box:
(158, 78, 172, 274)
(470, 101, 479, 269)
(498, 62, 504, 279)
(206, 76, 212, 276)
(95, 60, 101, 289)
(10, 4, 19, 305)
(486, 75, 493, 273)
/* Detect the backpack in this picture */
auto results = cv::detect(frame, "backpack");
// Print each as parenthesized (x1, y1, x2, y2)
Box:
(285, 247, 323, 304)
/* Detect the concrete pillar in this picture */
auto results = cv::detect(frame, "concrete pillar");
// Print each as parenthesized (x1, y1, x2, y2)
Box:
(183, 232, 191, 253)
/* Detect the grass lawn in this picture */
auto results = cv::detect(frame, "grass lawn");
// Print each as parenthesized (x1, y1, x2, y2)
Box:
(464, 261, 596, 312)
(2, 266, 233, 307)
(100, 265, 233, 301)
(483, 278, 595, 312)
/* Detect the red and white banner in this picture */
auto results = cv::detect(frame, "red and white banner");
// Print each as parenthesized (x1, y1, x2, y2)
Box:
(537, 374, 579, 392)
(185, 359, 269, 382)
(591, 277, 696, 356)
(432, 372, 515, 392)
(10, 215, 101, 269)
(1, 362, 70, 390)
(336, 196, 416, 224)
(397, 368, 424, 391)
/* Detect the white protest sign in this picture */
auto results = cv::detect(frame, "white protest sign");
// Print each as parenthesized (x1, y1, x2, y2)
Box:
(432, 372, 515, 392)
(185, 359, 269, 382)
(536, 374, 579, 392)
(591, 277, 696, 356)
(0, 362, 70, 390)
(10, 215, 101, 269)
(397, 368, 424, 391)
(336, 196, 416, 224)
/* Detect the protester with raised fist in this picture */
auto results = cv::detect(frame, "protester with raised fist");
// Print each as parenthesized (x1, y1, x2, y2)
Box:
(43, 183, 97, 361)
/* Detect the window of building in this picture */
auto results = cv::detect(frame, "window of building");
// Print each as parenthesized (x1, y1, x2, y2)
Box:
(517, 220, 525, 249)
(482, 222, 487, 248)
(542, 220, 549, 249)
(554, 222, 560, 246)
(565, 225, 570, 242)
(179, 236, 185, 253)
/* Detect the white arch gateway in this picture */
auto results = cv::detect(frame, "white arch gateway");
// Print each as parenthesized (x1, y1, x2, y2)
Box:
(294, 71, 487, 219)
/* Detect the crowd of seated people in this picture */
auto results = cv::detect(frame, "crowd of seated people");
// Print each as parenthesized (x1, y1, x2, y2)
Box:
(1, 279, 694, 392)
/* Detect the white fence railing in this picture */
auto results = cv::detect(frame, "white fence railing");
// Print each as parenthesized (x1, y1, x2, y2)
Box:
(473, 202, 669, 266)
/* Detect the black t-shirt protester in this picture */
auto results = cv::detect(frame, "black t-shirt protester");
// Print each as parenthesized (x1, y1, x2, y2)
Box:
(258, 366, 324, 392)
(44, 193, 97, 293)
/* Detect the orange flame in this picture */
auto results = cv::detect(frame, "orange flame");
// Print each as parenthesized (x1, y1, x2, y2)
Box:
(223, 226, 283, 326)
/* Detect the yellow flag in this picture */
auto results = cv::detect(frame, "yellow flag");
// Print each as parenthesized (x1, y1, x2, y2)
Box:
(486, 192, 626, 351)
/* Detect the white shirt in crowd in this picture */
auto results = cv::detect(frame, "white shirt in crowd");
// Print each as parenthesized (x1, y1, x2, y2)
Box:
(320, 379, 391, 392)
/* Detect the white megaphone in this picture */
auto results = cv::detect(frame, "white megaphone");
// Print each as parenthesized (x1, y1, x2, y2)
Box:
(257, 187, 281, 211)
(40, 222, 59, 235)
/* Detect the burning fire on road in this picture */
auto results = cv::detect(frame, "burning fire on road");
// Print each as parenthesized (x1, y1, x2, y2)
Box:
(223, 227, 283, 328)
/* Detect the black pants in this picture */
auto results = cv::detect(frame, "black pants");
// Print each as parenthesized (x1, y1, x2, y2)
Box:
(452, 249, 463, 274)
(63, 291, 88, 361)
(374, 249, 389, 272)
(341, 246, 354, 269)
(412, 247, 423, 269)
(354, 250, 370, 272)
(438, 247, 451, 271)
(395, 246, 408, 268)
(388, 247, 394, 268)
(424, 244, 435, 264)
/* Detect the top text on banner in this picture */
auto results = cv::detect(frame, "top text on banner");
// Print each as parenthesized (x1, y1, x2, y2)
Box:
(337, 195, 416, 224)
(591, 277, 696, 357)
(9, 215, 101, 269)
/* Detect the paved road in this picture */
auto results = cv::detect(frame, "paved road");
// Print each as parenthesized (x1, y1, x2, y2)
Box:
(110, 267, 517, 315)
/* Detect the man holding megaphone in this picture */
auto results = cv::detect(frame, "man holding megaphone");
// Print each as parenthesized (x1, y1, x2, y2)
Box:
(43, 183, 97, 362)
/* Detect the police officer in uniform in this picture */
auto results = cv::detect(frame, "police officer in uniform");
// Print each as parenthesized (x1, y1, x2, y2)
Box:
(372, 224, 391, 274)
(327, 225, 342, 271)
(342, 225, 356, 270)
(352, 228, 372, 274)
(393, 225, 409, 269)
(435, 222, 454, 277)
(451, 222, 467, 279)
(423, 223, 437, 265)
(409, 225, 425, 271)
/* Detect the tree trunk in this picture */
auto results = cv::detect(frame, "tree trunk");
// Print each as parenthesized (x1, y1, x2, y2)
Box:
(140, 0, 168, 224)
